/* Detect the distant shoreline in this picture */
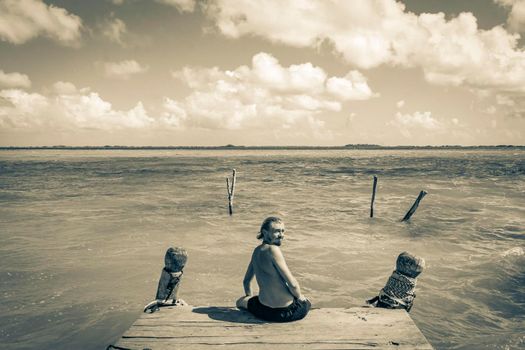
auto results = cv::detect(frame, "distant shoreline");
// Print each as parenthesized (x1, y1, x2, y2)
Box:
(0, 145, 523, 150)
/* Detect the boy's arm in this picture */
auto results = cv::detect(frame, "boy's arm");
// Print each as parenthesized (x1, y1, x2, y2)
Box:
(269, 246, 306, 300)
(242, 259, 255, 296)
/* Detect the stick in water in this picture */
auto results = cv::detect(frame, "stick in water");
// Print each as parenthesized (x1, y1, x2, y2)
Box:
(226, 176, 230, 209)
(226, 169, 236, 215)
(401, 190, 428, 222)
(370, 175, 378, 218)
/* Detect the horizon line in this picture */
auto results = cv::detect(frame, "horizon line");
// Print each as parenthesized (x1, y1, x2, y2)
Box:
(1, 144, 524, 150)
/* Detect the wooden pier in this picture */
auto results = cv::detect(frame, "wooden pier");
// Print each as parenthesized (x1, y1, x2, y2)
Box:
(113, 306, 433, 349)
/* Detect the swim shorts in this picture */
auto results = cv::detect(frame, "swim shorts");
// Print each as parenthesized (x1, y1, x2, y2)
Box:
(247, 296, 311, 322)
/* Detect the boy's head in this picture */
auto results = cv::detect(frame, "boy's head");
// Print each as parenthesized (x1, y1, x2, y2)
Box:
(396, 251, 425, 278)
(258, 216, 285, 245)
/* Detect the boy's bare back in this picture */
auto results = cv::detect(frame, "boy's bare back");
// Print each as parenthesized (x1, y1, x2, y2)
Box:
(252, 244, 295, 307)
(237, 218, 307, 312)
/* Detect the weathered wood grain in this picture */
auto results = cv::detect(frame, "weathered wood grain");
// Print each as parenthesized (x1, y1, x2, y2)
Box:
(114, 306, 433, 349)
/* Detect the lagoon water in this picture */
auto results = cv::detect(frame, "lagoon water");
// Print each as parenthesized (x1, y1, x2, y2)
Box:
(0, 149, 524, 350)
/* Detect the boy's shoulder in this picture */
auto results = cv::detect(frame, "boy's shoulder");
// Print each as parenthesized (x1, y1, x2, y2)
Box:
(255, 244, 282, 256)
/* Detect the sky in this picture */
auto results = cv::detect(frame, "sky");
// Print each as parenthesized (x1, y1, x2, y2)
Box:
(0, 0, 524, 146)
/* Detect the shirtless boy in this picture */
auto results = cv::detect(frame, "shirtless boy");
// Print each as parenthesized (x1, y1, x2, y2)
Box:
(236, 217, 311, 322)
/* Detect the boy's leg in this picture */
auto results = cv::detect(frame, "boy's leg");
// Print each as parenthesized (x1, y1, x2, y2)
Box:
(236, 296, 252, 309)
(282, 298, 311, 322)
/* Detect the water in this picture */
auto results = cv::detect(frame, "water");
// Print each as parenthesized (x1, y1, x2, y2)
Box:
(0, 149, 523, 350)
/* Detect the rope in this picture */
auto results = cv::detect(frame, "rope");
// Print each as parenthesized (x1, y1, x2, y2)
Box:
(143, 269, 184, 313)
(163, 269, 183, 302)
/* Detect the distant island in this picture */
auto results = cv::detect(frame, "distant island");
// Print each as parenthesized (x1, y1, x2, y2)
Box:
(0, 144, 523, 150)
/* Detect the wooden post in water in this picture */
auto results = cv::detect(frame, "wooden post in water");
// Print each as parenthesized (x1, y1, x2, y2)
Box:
(370, 175, 378, 218)
(143, 247, 188, 313)
(226, 169, 236, 216)
(401, 190, 427, 222)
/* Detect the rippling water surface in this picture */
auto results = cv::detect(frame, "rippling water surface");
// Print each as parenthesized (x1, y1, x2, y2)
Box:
(0, 149, 524, 350)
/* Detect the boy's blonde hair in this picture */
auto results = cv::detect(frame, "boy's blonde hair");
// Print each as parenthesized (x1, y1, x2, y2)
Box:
(257, 216, 283, 239)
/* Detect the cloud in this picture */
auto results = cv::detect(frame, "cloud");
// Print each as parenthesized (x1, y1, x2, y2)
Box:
(0, 52, 374, 136)
(102, 16, 127, 46)
(111, 0, 196, 12)
(0, 89, 49, 128)
(166, 52, 375, 130)
(510, 4, 525, 33)
(161, 98, 187, 128)
(416, 13, 525, 93)
(205, 0, 525, 93)
(485, 105, 497, 114)
(0, 83, 153, 130)
(102, 60, 149, 79)
(156, 0, 196, 12)
(472, 87, 525, 119)
(0, 70, 31, 88)
(496, 0, 517, 5)
(394, 111, 441, 129)
(396, 100, 405, 108)
(388, 111, 443, 138)
(52, 81, 77, 94)
(250, 53, 327, 93)
(496, 94, 516, 106)
(326, 71, 375, 100)
(495, 0, 525, 32)
(204, 0, 419, 68)
(0, 0, 82, 46)
(494, 92, 525, 118)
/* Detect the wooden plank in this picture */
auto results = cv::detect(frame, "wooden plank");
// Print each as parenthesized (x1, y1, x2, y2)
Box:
(114, 306, 433, 350)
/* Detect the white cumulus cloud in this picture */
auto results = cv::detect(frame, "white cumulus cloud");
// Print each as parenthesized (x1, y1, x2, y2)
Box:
(166, 52, 375, 130)
(0, 89, 49, 128)
(0, 0, 82, 46)
(0, 83, 153, 130)
(495, 0, 525, 32)
(326, 71, 375, 101)
(205, 0, 525, 93)
(0, 70, 31, 88)
(102, 60, 149, 79)
(52, 81, 78, 94)
(250, 53, 327, 93)
(394, 111, 441, 129)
